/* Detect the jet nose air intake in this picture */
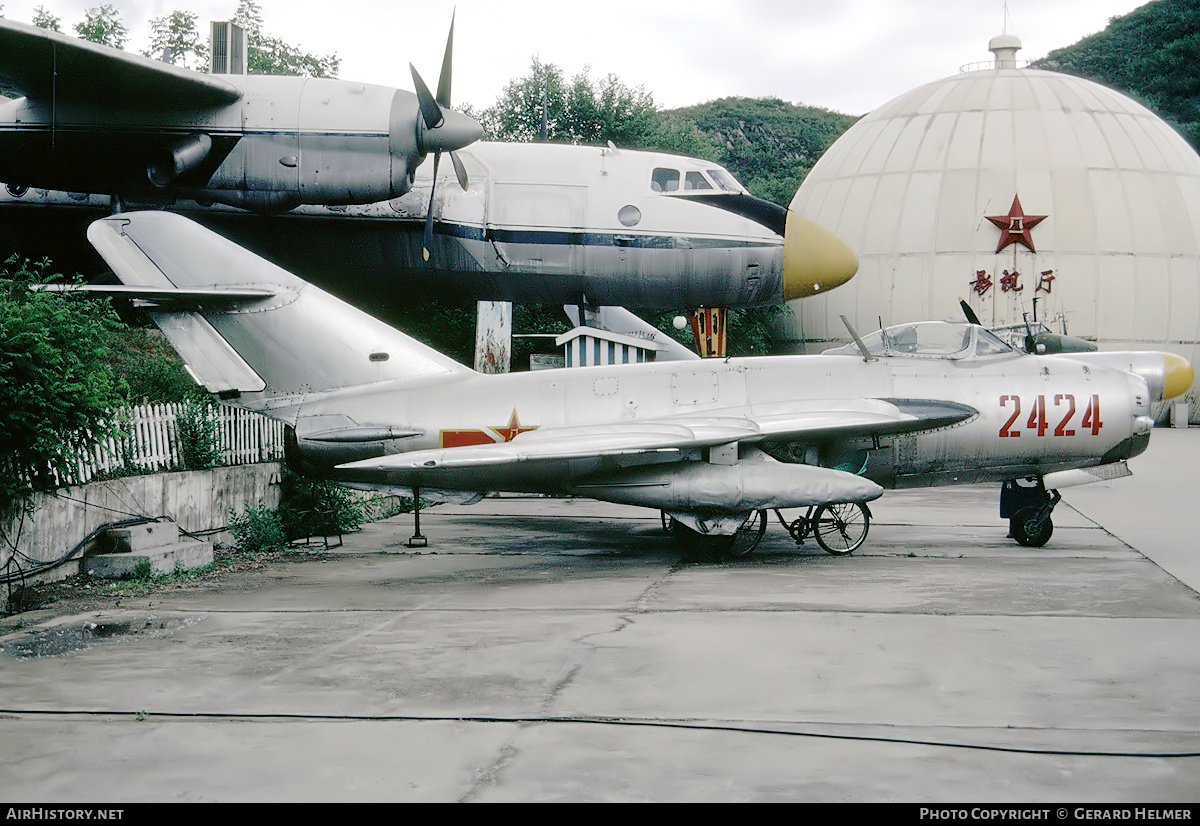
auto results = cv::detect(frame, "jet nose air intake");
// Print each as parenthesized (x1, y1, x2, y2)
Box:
(781, 211, 859, 301)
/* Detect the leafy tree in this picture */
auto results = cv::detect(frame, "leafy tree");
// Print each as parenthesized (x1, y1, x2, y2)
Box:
(377, 297, 477, 366)
(73, 4, 127, 49)
(232, 0, 339, 77)
(142, 10, 208, 71)
(481, 58, 696, 153)
(31, 5, 60, 31)
(104, 326, 202, 405)
(0, 259, 126, 511)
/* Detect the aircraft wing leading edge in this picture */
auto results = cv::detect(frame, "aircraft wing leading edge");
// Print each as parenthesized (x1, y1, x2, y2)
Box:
(339, 399, 977, 472)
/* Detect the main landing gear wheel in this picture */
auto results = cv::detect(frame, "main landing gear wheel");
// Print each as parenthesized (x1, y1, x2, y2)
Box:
(728, 509, 768, 558)
(1009, 507, 1053, 548)
(813, 502, 870, 555)
(672, 510, 767, 562)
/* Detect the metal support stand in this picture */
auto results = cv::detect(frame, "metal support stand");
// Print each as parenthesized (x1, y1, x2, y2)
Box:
(474, 300, 512, 374)
(407, 484, 428, 547)
(689, 307, 728, 358)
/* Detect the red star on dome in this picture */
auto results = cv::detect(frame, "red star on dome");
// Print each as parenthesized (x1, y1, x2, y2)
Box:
(490, 409, 538, 442)
(987, 195, 1047, 253)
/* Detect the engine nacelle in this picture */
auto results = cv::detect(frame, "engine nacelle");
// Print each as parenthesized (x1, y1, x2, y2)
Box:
(147, 133, 213, 188)
(569, 460, 883, 513)
(195, 77, 426, 213)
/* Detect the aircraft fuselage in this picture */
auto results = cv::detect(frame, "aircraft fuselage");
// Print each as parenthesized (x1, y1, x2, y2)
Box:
(0, 142, 854, 308)
(289, 339, 1153, 496)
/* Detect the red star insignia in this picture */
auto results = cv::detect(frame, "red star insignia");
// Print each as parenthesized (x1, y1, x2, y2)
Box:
(987, 195, 1047, 253)
(490, 409, 538, 442)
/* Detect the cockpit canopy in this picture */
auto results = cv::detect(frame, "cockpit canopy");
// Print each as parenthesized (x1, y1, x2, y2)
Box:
(651, 165, 746, 195)
(823, 321, 1017, 360)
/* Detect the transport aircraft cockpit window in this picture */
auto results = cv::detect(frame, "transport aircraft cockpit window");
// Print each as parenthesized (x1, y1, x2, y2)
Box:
(684, 171, 714, 190)
(651, 168, 680, 192)
(706, 169, 743, 192)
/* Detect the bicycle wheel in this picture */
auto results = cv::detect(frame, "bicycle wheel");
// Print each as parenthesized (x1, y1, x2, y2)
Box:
(727, 510, 768, 558)
(813, 502, 870, 555)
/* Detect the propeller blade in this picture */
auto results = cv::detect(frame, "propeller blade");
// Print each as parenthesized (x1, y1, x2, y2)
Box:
(450, 151, 469, 190)
(437, 11, 455, 107)
(423, 153, 441, 262)
(410, 64, 444, 131)
(958, 297, 981, 326)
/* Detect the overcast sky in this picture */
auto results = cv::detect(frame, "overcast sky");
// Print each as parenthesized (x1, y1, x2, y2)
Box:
(1, 0, 1152, 114)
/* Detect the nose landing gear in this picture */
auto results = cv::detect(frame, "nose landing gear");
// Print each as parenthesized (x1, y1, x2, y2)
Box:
(1001, 478, 1061, 548)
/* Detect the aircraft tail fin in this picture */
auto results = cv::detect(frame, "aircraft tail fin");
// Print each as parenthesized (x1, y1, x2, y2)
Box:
(87, 211, 471, 409)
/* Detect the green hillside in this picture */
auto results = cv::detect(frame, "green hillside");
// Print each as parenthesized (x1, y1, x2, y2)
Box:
(1032, 0, 1200, 151)
(666, 97, 859, 206)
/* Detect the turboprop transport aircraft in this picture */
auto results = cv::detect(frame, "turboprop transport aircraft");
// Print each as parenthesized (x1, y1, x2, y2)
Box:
(77, 212, 1192, 560)
(0, 142, 855, 310)
(181, 140, 854, 308)
(0, 19, 855, 310)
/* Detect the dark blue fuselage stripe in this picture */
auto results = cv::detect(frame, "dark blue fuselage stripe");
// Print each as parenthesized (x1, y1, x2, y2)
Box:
(435, 222, 779, 251)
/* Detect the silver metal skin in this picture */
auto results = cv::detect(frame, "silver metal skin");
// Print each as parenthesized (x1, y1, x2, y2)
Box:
(1, 141, 856, 309)
(0, 18, 482, 212)
(84, 212, 1191, 536)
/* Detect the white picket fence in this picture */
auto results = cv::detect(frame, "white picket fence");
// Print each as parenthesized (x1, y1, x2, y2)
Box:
(64, 402, 286, 486)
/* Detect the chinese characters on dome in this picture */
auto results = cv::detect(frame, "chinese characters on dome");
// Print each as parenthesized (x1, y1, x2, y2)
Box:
(970, 269, 1055, 297)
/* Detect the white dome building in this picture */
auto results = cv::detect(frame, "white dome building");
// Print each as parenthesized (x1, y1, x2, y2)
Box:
(787, 34, 1200, 416)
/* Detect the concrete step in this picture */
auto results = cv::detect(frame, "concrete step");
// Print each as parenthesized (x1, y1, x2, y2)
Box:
(82, 539, 214, 579)
(103, 520, 180, 553)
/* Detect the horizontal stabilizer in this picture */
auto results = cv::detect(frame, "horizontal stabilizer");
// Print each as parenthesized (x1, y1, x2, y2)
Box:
(33, 283, 276, 309)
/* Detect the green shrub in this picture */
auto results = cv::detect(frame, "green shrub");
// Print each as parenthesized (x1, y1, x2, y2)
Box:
(174, 398, 222, 470)
(0, 259, 126, 511)
(278, 469, 365, 541)
(129, 559, 154, 581)
(227, 504, 287, 555)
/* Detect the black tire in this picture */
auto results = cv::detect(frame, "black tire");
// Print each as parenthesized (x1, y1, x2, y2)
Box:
(813, 502, 870, 555)
(728, 510, 768, 558)
(1010, 507, 1053, 547)
(672, 511, 766, 562)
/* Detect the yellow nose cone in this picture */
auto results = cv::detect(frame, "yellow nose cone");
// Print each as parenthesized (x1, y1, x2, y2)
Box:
(1162, 352, 1194, 401)
(781, 211, 859, 301)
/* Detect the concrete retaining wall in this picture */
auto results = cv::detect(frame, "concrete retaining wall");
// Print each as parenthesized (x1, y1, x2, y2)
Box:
(1, 463, 282, 585)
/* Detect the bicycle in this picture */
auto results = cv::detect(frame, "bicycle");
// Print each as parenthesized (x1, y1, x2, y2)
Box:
(773, 502, 871, 555)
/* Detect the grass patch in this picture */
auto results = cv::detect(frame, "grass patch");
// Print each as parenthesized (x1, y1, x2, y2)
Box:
(104, 559, 220, 596)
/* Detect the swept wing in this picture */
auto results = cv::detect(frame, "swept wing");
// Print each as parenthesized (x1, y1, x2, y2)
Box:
(339, 399, 977, 471)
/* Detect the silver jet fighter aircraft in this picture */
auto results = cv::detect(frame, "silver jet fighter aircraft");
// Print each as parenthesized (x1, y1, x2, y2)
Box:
(83, 212, 1193, 559)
